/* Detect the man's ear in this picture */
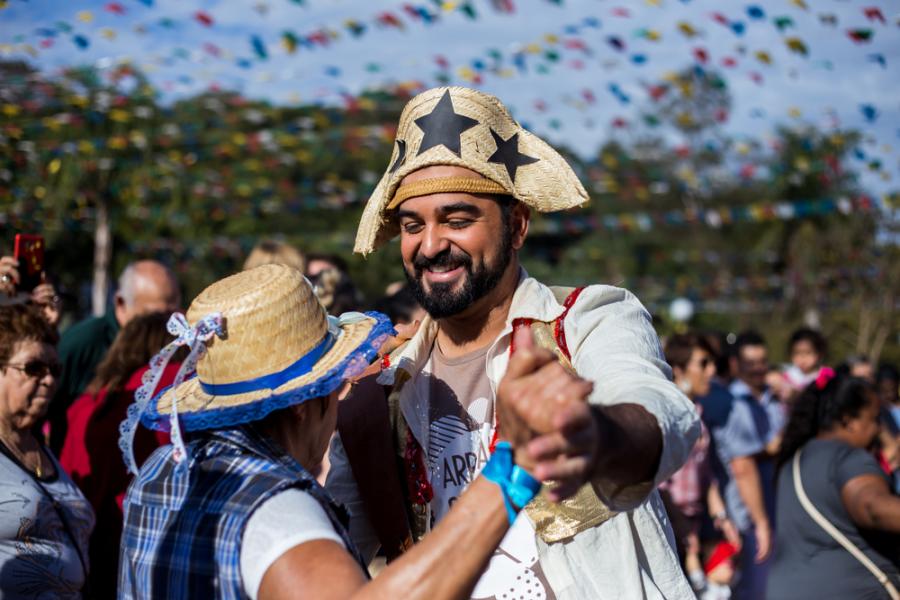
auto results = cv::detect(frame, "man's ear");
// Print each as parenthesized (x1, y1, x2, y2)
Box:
(511, 203, 530, 250)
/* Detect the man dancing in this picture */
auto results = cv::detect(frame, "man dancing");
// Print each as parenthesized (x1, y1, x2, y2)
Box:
(328, 86, 700, 599)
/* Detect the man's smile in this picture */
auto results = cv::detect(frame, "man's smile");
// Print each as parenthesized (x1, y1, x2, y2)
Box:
(423, 264, 465, 284)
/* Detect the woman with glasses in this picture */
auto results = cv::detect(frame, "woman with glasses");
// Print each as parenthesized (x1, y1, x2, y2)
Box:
(60, 311, 185, 599)
(0, 304, 94, 598)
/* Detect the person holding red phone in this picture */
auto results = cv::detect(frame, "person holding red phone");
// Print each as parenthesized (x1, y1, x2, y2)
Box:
(1, 247, 61, 328)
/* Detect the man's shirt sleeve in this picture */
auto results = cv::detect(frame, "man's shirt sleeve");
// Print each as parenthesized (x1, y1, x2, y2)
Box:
(566, 285, 701, 511)
(716, 398, 764, 463)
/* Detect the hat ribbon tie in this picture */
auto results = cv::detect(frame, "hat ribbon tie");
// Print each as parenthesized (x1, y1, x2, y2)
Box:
(118, 312, 224, 475)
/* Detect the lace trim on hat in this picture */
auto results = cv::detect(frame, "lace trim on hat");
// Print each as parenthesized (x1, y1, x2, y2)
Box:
(119, 312, 225, 475)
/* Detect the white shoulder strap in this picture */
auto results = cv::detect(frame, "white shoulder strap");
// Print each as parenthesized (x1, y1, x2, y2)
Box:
(793, 450, 900, 599)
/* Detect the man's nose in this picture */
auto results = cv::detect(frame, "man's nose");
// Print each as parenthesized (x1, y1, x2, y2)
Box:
(419, 223, 450, 258)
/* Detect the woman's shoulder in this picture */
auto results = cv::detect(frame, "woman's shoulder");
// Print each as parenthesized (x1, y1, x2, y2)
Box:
(805, 437, 864, 458)
(806, 438, 884, 484)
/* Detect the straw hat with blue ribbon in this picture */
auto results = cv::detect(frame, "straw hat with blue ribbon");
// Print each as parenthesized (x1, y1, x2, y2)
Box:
(118, 263, 393, 474)
(354, 86, 589, 255)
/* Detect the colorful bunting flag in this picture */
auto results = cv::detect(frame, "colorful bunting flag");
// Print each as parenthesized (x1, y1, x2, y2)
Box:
(862, 7, 885, 24)
(860, 104, 878, 123)
(194, 11, 214, 27)
(677, 21, 699, 37)
(847, 29, 873, 43)
(773, 16, 794, 31)
(867, 54, 886, 68)
(251, 35, 267, 59)
(608, 82, 630, 104)
(104, 3, 126, 15)
(281, 32, 298, 53)
(784, 37, 807, 56)
(746, 6, 765, 20)
(606, 35, 625, 52)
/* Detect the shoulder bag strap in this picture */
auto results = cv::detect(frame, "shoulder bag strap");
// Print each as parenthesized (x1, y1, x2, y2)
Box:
(793, 450, 900, 599)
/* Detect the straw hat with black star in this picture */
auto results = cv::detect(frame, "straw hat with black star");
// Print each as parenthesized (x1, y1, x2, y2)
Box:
(354, 86, 590, 255)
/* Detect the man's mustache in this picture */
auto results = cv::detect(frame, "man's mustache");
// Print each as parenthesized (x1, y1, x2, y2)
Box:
(412, 249, 472, 277)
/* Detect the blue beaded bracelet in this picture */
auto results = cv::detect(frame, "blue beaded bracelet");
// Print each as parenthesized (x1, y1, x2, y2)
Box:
(481, 441, 542, 525)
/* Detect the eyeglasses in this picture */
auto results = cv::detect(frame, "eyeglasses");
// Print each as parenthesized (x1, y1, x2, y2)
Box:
(4, 361, 61, 379)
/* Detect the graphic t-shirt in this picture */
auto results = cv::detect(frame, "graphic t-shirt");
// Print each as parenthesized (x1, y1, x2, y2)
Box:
(0, 448, 94, 599)
(427, 342, 555, 600)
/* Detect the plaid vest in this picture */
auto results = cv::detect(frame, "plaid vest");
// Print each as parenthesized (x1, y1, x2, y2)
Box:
(119, 425, 365, 599)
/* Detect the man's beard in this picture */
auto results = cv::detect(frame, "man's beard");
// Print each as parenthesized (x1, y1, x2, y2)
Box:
(404, 230, 513, 319)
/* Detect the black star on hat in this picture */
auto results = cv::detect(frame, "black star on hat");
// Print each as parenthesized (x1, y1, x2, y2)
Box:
(413, 90, 479, 157)
(389, 139, 407, 173)
(487, 129, 539, 182)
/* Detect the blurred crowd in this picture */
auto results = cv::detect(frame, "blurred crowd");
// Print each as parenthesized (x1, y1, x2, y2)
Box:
(1, 239, 898, 599)
(660, 328, 900, 599)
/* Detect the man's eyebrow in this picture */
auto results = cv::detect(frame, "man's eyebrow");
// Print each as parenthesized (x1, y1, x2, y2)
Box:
(437, 202, 482, 217)
(396, 203, 482, 220)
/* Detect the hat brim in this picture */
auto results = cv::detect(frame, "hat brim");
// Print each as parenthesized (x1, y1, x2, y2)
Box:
(141, 312, 394, 432)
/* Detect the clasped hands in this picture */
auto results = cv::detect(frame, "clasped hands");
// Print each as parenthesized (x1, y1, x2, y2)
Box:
(497, 327, 599, 502)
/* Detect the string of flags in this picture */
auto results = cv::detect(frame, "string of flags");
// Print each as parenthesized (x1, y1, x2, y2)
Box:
(0, 0, 897, 186)
(541, 195, 877, 234)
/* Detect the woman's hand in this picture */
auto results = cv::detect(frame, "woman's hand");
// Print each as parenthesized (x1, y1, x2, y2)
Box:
(378, 320, 421, 358)
(0, 256, 20, 297)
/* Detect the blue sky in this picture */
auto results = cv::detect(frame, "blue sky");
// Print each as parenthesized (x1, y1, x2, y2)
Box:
(1, 0, 898, 196)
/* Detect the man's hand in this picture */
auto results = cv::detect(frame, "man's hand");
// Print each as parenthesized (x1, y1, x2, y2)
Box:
(497, 326, 596, 500)
(526, 402, 598, 501)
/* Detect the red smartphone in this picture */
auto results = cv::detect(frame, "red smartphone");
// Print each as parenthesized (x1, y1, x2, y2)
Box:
(14, 233, 44, 292)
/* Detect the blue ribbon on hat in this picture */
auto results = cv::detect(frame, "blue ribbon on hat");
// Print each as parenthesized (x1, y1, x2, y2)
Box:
(199, 332, 335, 396)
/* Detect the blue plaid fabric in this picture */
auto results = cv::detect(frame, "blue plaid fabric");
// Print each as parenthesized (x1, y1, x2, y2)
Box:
(119, 424, 365, 599)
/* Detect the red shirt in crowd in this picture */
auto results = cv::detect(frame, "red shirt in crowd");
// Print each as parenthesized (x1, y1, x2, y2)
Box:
(59, 363, 179, 599)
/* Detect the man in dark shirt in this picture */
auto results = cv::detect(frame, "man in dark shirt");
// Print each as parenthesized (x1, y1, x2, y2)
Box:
(49, 260, 180, 452)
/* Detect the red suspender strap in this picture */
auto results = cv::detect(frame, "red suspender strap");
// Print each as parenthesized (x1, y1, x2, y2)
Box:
(554, 286, 585, 362)
(491, 289, 584, 454)
(509, 317, 533, 354)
